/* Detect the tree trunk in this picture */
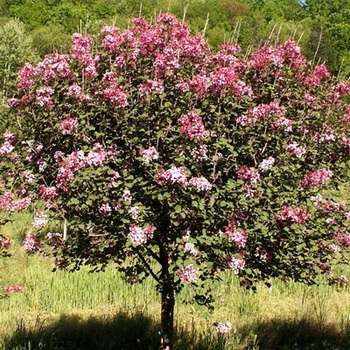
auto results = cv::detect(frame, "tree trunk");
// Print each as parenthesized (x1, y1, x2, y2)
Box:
(159, 235, 175, 350)
(160, 281, 175, 350)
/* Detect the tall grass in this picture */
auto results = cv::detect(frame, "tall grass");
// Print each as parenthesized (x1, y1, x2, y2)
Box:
(1, 211, 350, 349)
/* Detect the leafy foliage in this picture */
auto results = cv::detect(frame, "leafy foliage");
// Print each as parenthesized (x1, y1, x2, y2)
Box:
(5, 13, 350, 348)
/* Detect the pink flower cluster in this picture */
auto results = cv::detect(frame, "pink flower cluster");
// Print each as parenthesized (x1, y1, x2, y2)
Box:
(342, 137, 350, 154)
(188, 176, 212, 191)
(338, 275, 349, 285)
(128, 224, 154, 244)
(320, 200, 345, 213)
(237, 165, 260, 184)
(36, 53, 71, 81)
(3, 285, 23, 294)
(0, 192, 31, 211)
(179, 111, 208, 139)
(177, 264, 198, 284)
(303, 65, 330, 87)
(224, 220, 248, 248)
(0, 235, 11, 250)
(32, 210, 48, 229)
(36, 86, 55, 109)
(184, 242, 198, 256)
(156, 167, 212, 191)
(286, 142, 306, 158)
(103, 84, 128, 107)
(216, 321, 232, 334)
(336, 231, 350, 247)
(258, 156, 275, 172)
(60, 115, 79, 134)
(23, 232, 43, 253)
(39, 185, 59, 201)
(276, 206, 308, 226)
(71, 33, 99, 79)
(139, 80, 164, 97)
(139, 146, 159, 163)
(191, 144, 208, 161)
(0, 130, 17, 155)
(249, 38, 305, 70)
(224, 254, 245, 275)
(271, 116, 293, 132)
(156, 166, 188, 186)
(55, 144, 118, 191)
(299, 168, 333, 189)
(237, 100, 283, 126)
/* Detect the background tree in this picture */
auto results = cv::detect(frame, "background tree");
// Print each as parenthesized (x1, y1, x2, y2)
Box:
(0, 19, 39, 102)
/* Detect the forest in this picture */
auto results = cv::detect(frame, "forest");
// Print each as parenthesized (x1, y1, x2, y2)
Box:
(0, 0, 349, 107)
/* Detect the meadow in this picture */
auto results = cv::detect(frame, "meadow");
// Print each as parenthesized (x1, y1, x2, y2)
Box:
(1, 207, 350, 350)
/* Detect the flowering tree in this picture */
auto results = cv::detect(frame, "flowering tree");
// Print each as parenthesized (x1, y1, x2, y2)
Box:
(6, 13, 350, 349)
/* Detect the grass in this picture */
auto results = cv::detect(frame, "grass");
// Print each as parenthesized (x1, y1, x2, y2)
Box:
(1, 210, 350, 349)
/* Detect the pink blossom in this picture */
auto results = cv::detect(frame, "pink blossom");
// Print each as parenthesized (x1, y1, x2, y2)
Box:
(237, 101, 282, 126)
(338, 275, 348, 285)
(39, 185, 59, 200)
(258, 157, 275, 172)
(276, 206, 308, 226)
(0, 192, 31, 211)
(139, 80, 164, 97)
(188, 176, 212, 191)
(36, 86, 55, 109)
(32, 210, 48, 229)
(184, 242, 198, 256)
(140, 146, 159, 163)
(0, 141, 14, 155)
(224, 220, 248, 248)
(156, 166, 188, 187)
(60, 115, 79, 134)
(18, 62, 37, 92)
(188, 74, 210, 96)
(7, 98, 21, 108)
(320, 200, 345, 213)
(67, 83, 83, 97)
(0, 236, 11, 249)
(128, 206, 140, 220)
(36, 53, 71, 80)
(224, 254, 245, 275)
(23, 232, 43, 253)
(108, 171, 120, 189)
(55, 165, 74, 191)
(324, 243, 340, 254)
(286, 142, 306, 158)
(237, 165, 260, 184)
(216, 322, 232, 334)
(271, 116, 293, 132)
(3, 285, 23, 294)
(22, 170, 35, 183)
(71, 33, 94, 65)
(122, 190, 132, 202)
(46, 232, 63, 245)
(177, 264, 198, 284)
(128, 224, 154, 244)
(342, 137, 350, 154)
(299, 169, 333, 189)
(99, 202, 112, 214)
(310, 193, 322, 206)
(103, 85, 128, 107)
(179, 111, 208, 139)
(191, 145, 208, 161)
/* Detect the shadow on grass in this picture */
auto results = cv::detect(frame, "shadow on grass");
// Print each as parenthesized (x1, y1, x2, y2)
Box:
(4, 311, 350, 350)
(3, 311, 226, 350)
(242, 314, 350, 350)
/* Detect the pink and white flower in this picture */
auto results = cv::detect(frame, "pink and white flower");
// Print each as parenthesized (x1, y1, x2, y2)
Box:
(177, 264, 198, 283)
